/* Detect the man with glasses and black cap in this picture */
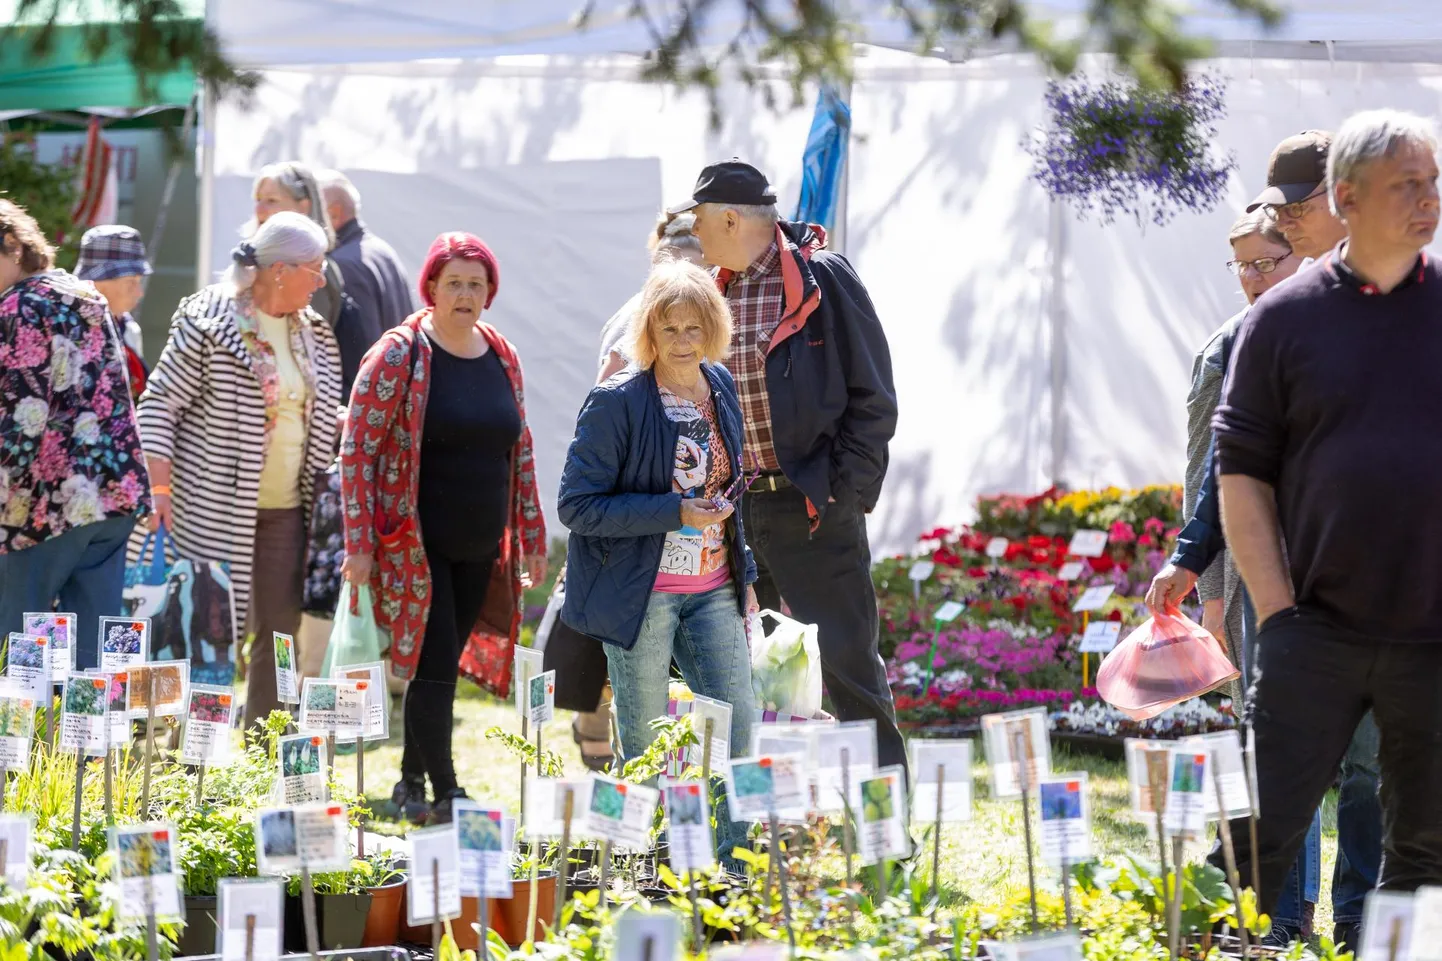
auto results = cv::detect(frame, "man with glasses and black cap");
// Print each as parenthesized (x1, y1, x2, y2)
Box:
(1146, 128, 1381, 951)
(670, 159, 904, 771)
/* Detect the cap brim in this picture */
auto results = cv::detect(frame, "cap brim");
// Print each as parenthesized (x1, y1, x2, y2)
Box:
(665, 198, 700, 216)
(1246, 181, 1322, 212)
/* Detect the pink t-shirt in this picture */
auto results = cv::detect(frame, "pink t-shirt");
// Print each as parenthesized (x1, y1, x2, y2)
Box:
(653, 387, 732, 594)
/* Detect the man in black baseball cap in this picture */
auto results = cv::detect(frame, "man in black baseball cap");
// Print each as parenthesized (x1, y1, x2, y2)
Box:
(1246, 130, 1345, 261)
(666, 159, 777, 215)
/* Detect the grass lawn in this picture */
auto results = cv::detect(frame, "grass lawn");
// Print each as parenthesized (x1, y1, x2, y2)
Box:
(335, 687, 1341, 946)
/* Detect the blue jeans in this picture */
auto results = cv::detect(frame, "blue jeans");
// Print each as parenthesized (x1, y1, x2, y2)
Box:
(0, 514, 137, 671)
(605, 581, 755, 868)
(1334, 712, 1382, 925)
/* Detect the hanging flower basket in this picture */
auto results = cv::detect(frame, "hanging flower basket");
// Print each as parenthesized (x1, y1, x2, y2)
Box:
(1026, 73, 1236, 226)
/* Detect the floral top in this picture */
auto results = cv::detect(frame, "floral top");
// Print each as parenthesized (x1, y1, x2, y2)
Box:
(0, 271, 150, 553)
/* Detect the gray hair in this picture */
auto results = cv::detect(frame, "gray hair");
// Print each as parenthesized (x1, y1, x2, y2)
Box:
(701, 201, 780, 223)
(245, 161, 336, 250)
(1227, 210, 1290, 251)
(317, 168, 361, 218)
(1328, 110, 1439, 215)
(651, 211, 703, 265)
(224, 211, 329, 294)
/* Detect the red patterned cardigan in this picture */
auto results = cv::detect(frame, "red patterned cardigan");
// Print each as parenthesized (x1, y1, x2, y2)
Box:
(340, 310, 546, 696)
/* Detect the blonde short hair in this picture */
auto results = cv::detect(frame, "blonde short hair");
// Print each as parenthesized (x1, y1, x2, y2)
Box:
(627, 260, 732, 369)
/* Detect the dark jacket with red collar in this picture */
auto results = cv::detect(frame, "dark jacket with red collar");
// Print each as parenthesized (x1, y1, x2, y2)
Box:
(716, 221, 897, 523)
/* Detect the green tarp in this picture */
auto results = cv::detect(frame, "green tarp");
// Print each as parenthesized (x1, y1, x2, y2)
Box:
(0, 0, 199, 111)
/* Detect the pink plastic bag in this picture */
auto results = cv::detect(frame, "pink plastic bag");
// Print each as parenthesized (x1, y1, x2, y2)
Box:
(1096, 611, 1240, 721)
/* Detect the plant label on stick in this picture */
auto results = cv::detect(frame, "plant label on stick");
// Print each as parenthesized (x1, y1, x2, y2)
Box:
(513, 646, 544, 717)
(407, 823, 462, 925)
(685, 694, 731, 771)
(1038, 773, 1092, 866)
(277, 733, 328, 803)
(908, 560, 935, 584)
(1067, 529, 1109, 557)
(523, 777, 593, 839)
(23, 612, 76, 685)
(454, 802, 512, 898)
(182, 685, 236, 767)
(1071, 585, 1114, 613)
(1162, 746, 1209, 840)
(854, 766, 910, 865)
(527, 670, 556, 727)
(330, 661, 389, 741)
(1078, 621, 1122, 654)
(1055, 561, 1085, 582)
(985, 537, 1009, 558)
(613, 907, 682, 961)
(933, 601, 964, 624)
(1199, 730, 1252, 820)
(583, 773, 661, 851)
(110, 822, 182, 921)
(815, 720, 878, 814)
(0, 815, 31, 886)
(102, 671, 130, 745)
(665, 781, 716, 875)
(98, 617, 149, 673)
(910, 739, 973, 823)
(1124, 739, 1174, 817)
(297, 678, 365, 738)
(217, 878, 283, 961)
(126, 661, 190, 718)
(981, 708, 1051, 800)
(0, 686, 35, 769)
(1410, 888, 1442, 961)
(979, 931, 1084, 961)
(725, 754, 807, 822)
(1360, 890, 1416, 961)
(60, 675, 109, 756)
(4, 633, 50, 707)
(254, 803, 349, 875)
(273, 633, 299, 705)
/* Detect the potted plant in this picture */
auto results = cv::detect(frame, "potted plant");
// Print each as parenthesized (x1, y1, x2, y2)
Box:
(171, 808, 257, 956)
(356, 850, 408, 947)
(286, 862, 374, 951)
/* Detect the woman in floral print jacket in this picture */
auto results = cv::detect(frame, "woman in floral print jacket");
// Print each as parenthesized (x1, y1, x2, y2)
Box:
(340, 231, 546, 824)
(0, 200, 150, 670)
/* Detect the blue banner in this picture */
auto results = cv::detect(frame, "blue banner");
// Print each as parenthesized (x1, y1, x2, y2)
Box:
(792, 84, 851, 232)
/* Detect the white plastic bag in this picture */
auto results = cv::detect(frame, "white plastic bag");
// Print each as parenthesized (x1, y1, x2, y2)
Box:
(750, 609, 823, 718)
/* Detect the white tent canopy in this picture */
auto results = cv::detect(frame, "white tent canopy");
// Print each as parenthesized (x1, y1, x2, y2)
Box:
(204, 5, 1442, 554)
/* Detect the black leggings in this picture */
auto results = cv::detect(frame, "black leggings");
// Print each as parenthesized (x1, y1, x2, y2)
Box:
(401, 545, 497, 797)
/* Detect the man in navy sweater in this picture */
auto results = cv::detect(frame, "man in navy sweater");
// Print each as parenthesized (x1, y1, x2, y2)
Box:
(1211, 109, 1442, 921)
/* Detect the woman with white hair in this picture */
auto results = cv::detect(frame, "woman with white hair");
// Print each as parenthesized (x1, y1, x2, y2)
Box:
(135, 211, 343, 725)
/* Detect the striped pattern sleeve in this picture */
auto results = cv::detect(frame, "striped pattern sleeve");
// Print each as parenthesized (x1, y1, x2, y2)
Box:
(136, 309, 209, 462)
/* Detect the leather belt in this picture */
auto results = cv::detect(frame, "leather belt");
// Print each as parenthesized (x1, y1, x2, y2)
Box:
(747, 473, 792, 493)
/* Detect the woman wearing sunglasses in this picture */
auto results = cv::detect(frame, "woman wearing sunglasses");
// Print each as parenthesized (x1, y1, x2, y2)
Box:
(134, 211, 343, 726)
(558, 258, 758, 865)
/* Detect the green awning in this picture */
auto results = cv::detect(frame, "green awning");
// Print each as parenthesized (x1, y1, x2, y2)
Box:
(0, 0, 201, 111)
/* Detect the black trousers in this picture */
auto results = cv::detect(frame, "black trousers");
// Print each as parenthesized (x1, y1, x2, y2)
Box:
(401, 544, 497, 797)
(742, 485, 906, 773)
(1210, 606, 1442, 910)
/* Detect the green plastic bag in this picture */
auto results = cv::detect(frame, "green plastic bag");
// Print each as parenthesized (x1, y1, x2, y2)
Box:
(321, 582, 387, 677)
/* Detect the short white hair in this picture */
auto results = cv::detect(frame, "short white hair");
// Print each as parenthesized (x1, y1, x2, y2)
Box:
(317, 168, 361, 217)
(245, 161, 336, 250)
(701, 201, 779, 223)
(224, 211, 329, 294)
(1328, 109, 1439, 215)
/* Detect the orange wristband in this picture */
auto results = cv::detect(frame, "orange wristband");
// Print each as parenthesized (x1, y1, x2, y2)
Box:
(151, 485, 172, 496)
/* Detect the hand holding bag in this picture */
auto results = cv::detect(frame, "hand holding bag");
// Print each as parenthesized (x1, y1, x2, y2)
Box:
(1096, 610, 1239, 721)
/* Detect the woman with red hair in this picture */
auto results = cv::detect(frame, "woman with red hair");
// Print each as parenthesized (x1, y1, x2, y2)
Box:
(340, 231, 547, 823)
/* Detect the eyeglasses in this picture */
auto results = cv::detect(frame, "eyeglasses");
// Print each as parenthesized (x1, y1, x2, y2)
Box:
(1226, 252, 1292, 276)
(1262, 188, 1327, 222)
(713, 452, 762, 509)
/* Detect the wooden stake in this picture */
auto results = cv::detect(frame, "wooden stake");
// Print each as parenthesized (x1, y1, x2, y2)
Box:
(1168, 837, 1184, 961)
(0, 764, 7, 812)
(770, 809, 797, 958)
(325, 732, 336, 789)
(1013, 729, 1038, 932)
(554, 787, 575, 930)
(478, 857, 491, 961)
(48, 688, 57, 750)
(103, 751, 114, 825)
(195, 764, 206, 805)
(598, 838, 612, 913)
(244, 914, 256, 961)
(931, 763, 944, 919)
(535, 725, 543, 777)
(141, 671, 156, 816)
(145, 876, 158, 961)
(431, 858, 441, 954)
(519, 712, 529, 833)
(70, 753, 84, 851)
(356, 742, 365, 859)
(1212, 760, 1248, 959)
(1241, 726, 1262, 907)
(840, 747, 854, 888)
(0, 837, 9, 880)
(1388, 915, 1403, 961)
(1080, 610, 1091, 688)
(524, 842, 540, 946)
(300, 865, 320, 960)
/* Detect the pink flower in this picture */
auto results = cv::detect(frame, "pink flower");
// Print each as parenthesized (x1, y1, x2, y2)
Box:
(1108, 520, 1137, 544)
(13, 324, 49, 367)
(33, 431, 71, 483)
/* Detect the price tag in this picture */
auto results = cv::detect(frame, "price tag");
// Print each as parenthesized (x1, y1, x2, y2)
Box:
(664, 781, 715, 875)
(60, 675, 109, 757)
(22, 612, 75, 685)
(454, 803, 512, 899)
(254, 803, 349, 874)
(583, 774, 661, 851)
(181, 684, 236, 766)
(854, 766, 910, 864)
(528, 670, 556, 727)
(98, 617, 149, 673)
(685, 694, 731, 770)
(933, 601, 964, 624)
(407, 823, 462, 925)
(908, 560, 935, 582)
(1038, 773, 1092, 866)
(111, 822, 182, 920)
(1078, 622, 1121, 654)
(0, 686, 34, 769)
(725, 754, 808, 822)
(984, 537, 1009, 558)
(909, 739, 973, 823)
(1162, 746, 1209, 840)
(1055, 561, 1085, 582)
(4, 633, 50, 707)
(277, 733, 328, 803)
(273, 633, 299, 705)
(1071, 585, 1115, 613)
(814, 721, 878, 815)
(1067, 529, 1109, 558)
(297, 678, 365, 737)
(513, 646, 545, 718)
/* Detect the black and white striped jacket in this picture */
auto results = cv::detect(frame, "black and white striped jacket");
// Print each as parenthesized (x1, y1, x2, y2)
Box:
(129, 284, 342, 642)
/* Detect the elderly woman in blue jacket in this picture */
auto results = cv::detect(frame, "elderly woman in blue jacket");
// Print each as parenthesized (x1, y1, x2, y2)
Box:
(559, 258, 757, 860)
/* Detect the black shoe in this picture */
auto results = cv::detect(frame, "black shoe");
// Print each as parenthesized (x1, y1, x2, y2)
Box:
(1259, 923, 1299, 949)
(387, 777, 429, 824)
(1333, 922, 1361, 953)
(428, 787, 470, 825)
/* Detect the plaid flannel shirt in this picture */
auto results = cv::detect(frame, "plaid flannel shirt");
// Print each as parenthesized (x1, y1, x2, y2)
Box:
(725, 240, 785, 472)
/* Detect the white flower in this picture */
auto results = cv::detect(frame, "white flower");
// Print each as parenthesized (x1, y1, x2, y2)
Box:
(73, 412, 101, 446)
(48, 335, 85, 393)
(13, 397, 48, 438)
(59, 476, 102, 527)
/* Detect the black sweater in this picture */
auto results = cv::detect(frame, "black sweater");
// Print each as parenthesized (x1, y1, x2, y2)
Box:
(1213, 249, 1442, 641)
